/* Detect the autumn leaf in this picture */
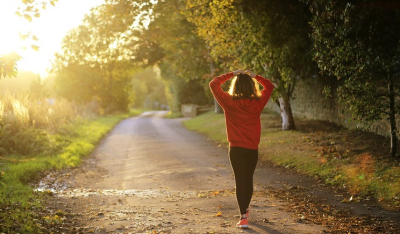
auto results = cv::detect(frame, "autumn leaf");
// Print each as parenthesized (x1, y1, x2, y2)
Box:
(31, 45, 40, 51)
(19, 33, 30, 40)
(24, 14, 32, 22)
(214, 211, 222, 217)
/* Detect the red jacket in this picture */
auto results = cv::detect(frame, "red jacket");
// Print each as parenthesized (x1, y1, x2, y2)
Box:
(209, 72, 274, 149)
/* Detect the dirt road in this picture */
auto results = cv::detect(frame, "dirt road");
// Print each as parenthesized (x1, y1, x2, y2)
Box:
(40, 111, 400, 233)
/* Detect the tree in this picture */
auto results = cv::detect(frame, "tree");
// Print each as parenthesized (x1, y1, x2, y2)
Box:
(184, 0, 317, 130)
(307, 0, 400, 157)
(52, 2, 137, 113)
(130, 0, 214, 112)
(130, 67, 167, 108)
(0, 0, 57, 79)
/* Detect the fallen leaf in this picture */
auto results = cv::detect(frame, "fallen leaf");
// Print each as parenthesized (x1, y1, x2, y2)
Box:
(214, 211, 222, 217)
(341, 195, 359, 203)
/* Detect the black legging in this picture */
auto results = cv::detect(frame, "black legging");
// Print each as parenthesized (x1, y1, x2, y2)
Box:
(229, 146, 258, 215)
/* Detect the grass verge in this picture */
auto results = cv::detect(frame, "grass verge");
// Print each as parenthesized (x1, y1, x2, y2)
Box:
(164, 111, 183, 119)
(183, 110, 400, 210)
(0, 109, 144, 233)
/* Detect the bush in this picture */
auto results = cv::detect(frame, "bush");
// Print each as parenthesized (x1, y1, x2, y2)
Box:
(0, 92, 96, 156)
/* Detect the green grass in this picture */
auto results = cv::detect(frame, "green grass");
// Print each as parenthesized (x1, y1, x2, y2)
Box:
(183, 110, 400, 209)
(0, 109, 145, 233)
(183, 111, 227, 143)
(164, 111, 183, 119)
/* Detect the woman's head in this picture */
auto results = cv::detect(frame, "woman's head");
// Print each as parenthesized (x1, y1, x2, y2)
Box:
(228, 73, 261, 99)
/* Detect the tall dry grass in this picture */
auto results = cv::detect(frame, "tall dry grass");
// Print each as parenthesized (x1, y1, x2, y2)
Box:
(0, 92, 99, 155)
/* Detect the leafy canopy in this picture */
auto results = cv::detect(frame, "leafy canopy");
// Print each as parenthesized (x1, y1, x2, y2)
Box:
(308, 0, 400, 122)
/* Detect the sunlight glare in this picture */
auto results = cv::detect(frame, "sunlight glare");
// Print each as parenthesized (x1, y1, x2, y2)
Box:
(0, 1, 28, 55)
(0, 0, 106, 78)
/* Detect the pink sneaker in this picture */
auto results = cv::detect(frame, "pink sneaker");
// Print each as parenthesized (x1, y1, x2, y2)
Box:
(236, 218, 249, 228)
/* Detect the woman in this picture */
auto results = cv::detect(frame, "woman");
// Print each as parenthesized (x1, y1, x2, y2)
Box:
(209, 69, 274, 228)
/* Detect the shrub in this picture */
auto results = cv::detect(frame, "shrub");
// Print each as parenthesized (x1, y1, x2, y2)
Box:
(0, 92, 96, 156)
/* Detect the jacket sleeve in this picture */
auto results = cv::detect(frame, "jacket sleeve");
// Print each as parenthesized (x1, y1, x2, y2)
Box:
(209, 72, 234, 109)
(255, 75, 275, 106)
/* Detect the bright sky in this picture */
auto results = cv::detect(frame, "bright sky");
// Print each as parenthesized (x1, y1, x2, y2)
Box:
(0, 0, 105, 77)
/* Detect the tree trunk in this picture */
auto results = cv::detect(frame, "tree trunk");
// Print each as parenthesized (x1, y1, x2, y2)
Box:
(278, 96, 295, 130)
(214, 98, 223, 114)
(388, 75, 397, 157)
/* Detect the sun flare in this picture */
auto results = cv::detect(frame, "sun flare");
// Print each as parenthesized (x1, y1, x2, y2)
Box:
(0, 0, 105, 77)
(0, 2, 27, 55)
(0, 30, 26, 55)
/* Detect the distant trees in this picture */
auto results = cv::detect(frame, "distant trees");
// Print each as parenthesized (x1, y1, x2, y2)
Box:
(307, 0, 400, 157)
(130, 67, 167, 108)
(132, 0, 214, 112)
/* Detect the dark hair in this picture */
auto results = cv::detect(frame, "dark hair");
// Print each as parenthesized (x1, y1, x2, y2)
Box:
(229, 73, 261, 100)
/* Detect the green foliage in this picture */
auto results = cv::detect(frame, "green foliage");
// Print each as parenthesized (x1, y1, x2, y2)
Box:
(160, 63, 186, 113)
(308, 0, 400, 120)
(132, 0, 214, 109)
(307, 0, 400, 156)
(0, 92, 90, 156)
(0, 53, 21, 79)
(185, 0, 317, 86)
(183, 0, 318, 129)
(130, 67, 167, 108)
(52, 2, 138, 113)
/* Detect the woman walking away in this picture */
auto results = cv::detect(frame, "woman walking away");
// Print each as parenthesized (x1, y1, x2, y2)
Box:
(209, 69, 274, 229)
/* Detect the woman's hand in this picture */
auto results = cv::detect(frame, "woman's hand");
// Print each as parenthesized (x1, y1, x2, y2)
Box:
(244, 70, 256, 78)
(233, 69, 243, 76)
